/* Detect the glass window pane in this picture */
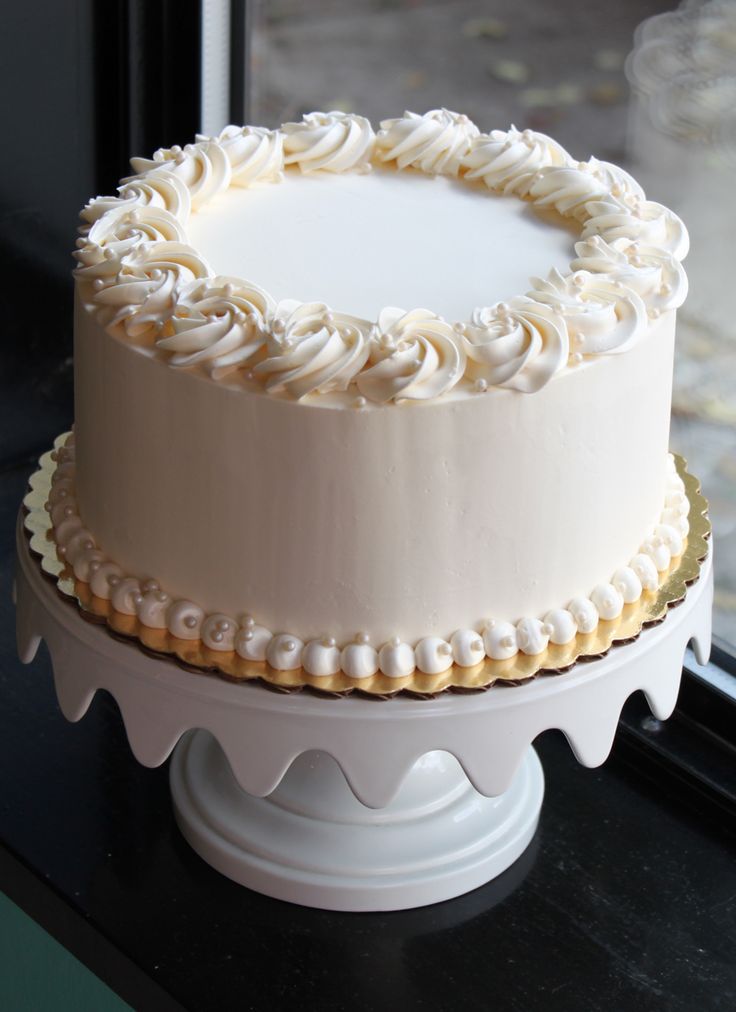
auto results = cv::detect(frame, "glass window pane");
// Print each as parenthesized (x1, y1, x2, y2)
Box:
(247, 0, 736, 650)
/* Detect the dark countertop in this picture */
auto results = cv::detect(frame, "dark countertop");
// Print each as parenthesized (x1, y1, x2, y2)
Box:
(1, 457, 735, 1012)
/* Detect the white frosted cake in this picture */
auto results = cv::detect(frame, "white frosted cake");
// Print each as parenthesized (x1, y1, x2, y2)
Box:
(59, 109, 691, 682)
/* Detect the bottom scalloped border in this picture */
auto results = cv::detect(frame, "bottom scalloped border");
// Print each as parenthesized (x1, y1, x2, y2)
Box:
(23, 435, 711, 699)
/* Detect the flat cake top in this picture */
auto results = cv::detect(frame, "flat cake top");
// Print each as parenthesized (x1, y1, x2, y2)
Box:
(186, 169, 577, 322)
(74, 109, 688, 406)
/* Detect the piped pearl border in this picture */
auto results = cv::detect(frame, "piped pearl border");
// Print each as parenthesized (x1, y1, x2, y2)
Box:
(47, 435, 691, 682)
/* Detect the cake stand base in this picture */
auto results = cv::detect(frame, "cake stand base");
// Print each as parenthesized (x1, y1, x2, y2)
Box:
(170, 733, 543, 911)
(15, 513, 713, 912)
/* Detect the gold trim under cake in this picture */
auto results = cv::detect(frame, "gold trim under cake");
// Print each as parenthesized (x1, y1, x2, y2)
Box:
(23, 435, 710, 699)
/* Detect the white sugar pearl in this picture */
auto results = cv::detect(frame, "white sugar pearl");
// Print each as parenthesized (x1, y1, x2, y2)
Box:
(267, 633, 305, 671)
(450, 629, 486, 667)
(654, 523, 683, 558)
(664, 490, 689, 516)
(543, 609, 577, 645)
(54, 515, 83, 547)
(590, 583, 624, 621)
(110, 577, 142, 616)
(641, 536, 671, 572)
(302, 639, 341, 677)
(235, 624, 272, 661)
(63, 529, 95, 565)
(89, 561, 124, 600)
(483, 620, 518, 660)
(340, 641, 378, 679)
(378, 639, 415, 678)
(51, 500, 78, 527)
(137, 590, 172, 629)
(612, 567, 643, 604)
(568, 596, 599, 634)
(415, 637, 454, 675)
(660, 508, 689, 538)
(201, 616, 236, 649)
(73, 548, 106, 583)
(167, 600, 205, 640)
(630, 553, 659, 592)
(515, 617, 550, 656)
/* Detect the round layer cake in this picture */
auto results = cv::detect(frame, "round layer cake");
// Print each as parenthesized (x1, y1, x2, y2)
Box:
(68, 109, 690, 678)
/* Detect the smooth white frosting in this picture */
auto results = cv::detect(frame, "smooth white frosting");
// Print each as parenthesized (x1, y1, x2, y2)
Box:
(50, 439, 689, 674)
(74, 299, 678, 645)
(185, 168, 574, 324)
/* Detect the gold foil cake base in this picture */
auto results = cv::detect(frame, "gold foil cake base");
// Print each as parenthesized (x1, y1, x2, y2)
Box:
(23, 435, 710, 700)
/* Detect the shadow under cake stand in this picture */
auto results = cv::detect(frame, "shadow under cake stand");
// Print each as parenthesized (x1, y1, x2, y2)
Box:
(15, 516, 713, 912)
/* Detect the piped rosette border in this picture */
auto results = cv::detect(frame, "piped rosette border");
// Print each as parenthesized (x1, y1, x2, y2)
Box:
(23, 433, 710, 699)
(74, 110, 688, 405)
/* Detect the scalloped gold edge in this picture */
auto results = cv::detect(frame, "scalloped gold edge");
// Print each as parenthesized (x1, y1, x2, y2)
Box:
(23, 434, 710, 700)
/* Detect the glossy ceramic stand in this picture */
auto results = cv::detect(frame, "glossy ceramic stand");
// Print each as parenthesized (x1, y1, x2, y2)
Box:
(15, 517, 713, 911)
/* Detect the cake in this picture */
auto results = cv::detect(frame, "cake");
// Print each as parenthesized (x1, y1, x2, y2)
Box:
(56, 109, 691, 685)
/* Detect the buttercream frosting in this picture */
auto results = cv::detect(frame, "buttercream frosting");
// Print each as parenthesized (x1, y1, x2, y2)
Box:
(46, 441, 691, 678)
(73, 108, 688, 406)
(283, 111, 375, 174)
(376, 109, 479, 175)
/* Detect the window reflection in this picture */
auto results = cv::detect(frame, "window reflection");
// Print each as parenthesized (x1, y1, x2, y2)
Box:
(247, 0, 735, 647)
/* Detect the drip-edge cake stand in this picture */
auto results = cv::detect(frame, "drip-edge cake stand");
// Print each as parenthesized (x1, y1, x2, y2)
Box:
(14, 515, 713, 912)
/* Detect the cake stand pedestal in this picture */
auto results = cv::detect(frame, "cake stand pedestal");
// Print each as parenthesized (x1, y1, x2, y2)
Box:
(15, 518, 713, 911)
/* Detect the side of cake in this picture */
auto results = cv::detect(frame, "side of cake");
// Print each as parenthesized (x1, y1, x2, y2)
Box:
(63, 110, 690, 680)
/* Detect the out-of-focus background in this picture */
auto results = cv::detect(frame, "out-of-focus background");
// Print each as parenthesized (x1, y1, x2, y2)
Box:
(246, 0, 736, 646)
(2, 0, 735, 646)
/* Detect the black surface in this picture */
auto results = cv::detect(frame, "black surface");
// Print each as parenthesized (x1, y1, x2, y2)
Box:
(1, 461, 735, 1012)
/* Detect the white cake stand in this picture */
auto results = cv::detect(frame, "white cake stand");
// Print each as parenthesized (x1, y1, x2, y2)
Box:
(14, 517, 713, 911)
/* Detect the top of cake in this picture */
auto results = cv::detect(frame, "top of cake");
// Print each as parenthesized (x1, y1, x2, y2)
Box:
(74, 109, 688, 406)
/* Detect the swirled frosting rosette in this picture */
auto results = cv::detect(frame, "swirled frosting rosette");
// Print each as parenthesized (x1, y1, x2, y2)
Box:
(461, 298, 568, 393)
(356, 308, 465, 403)
(81, 170, 192, 225)
(529, 268, 647, 356)
(282, 111, 376, 173)
(75, 207, 187, 273)
(74, 108, 690, 402)
(528, 163, 613, 221)
(129, 138, 232, 207)
(156, 277, 274, 379)
(375, 109, 479, 175)
(581, 194, 689, 258)
(462, 126, 571, 195)
(254, 301, 371, 399)
(207, 125, 284, 187)
(571, 236, 688, 312)
(91, 242, 212, 339)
